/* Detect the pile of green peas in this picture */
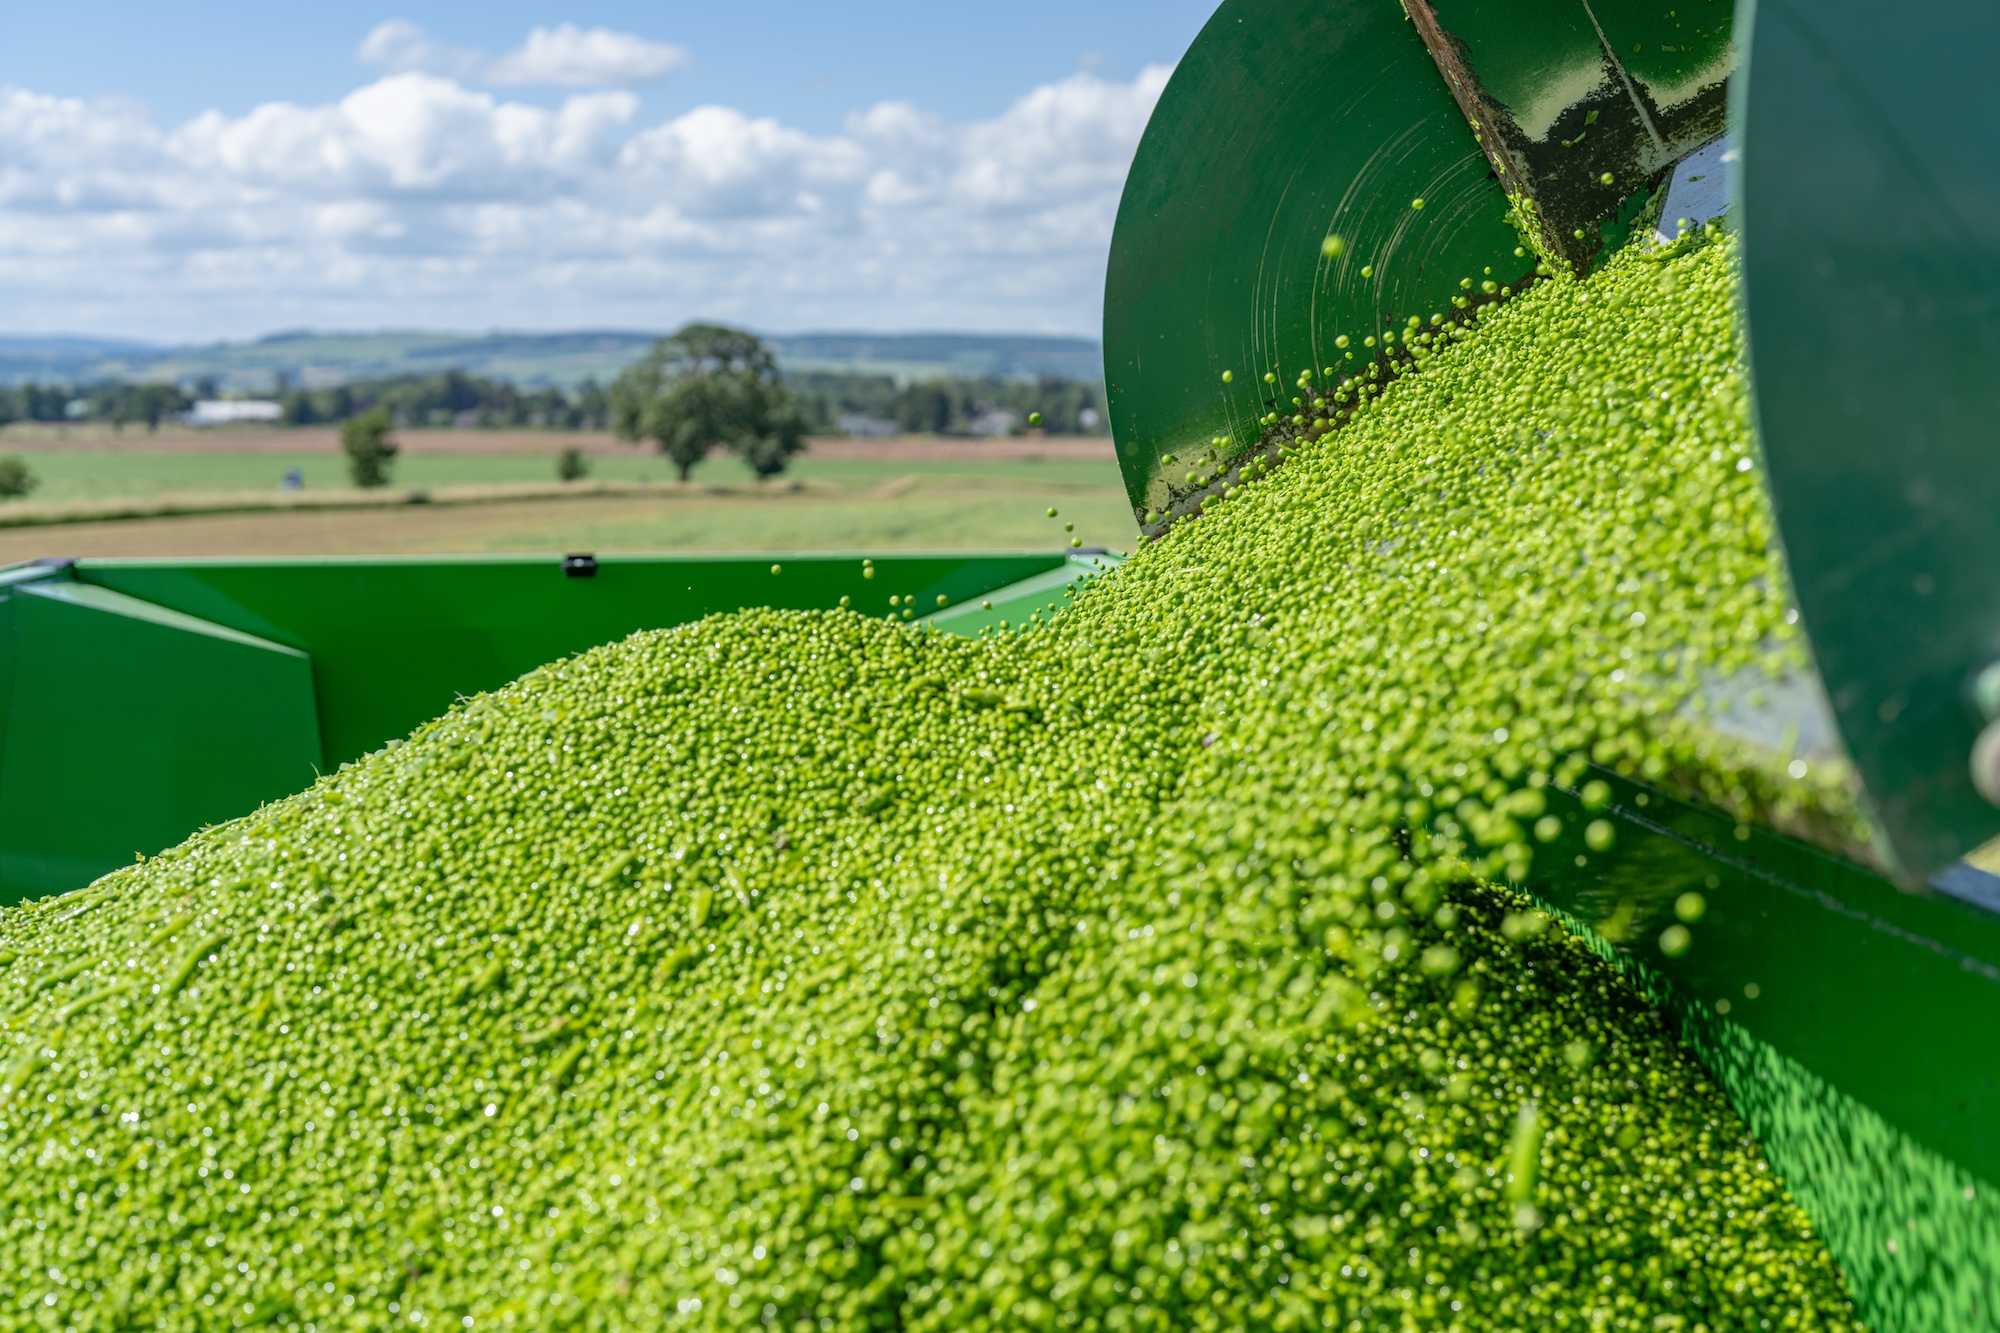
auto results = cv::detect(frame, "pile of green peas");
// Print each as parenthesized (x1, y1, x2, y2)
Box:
(0, 225, 1865, 1331)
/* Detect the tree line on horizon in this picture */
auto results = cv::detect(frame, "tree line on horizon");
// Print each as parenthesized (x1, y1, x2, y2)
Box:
(0, 340, 1109, 440)
(0, 324, 1111, 495)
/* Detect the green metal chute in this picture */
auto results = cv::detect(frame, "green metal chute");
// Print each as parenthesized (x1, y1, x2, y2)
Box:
(1105, 0, 2000, 880)
(1103, 0, 1733, 535)
(1738, 0, 2000, 878)
(1102, 0, 1530, 528)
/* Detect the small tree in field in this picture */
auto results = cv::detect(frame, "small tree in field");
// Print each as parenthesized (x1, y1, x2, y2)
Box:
(609, 324, 807, 482)
(341, 408, 399, 488)
(0, 455, 36, 500)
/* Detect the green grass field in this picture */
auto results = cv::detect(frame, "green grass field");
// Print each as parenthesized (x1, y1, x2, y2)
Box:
(0, 441, 1138, 558)
(0, 447, 1120, 502)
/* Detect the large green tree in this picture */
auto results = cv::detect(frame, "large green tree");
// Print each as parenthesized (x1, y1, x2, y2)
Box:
(608, 324, 807, 481)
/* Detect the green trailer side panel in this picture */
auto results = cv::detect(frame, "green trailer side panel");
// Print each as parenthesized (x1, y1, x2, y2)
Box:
(1738, 0, 2000, 881)
(1102, 0, 1529, 519)
(74, 554, 1065, 769)
(1533, 772, 2000, 1185)
(929, 554, 1122, 637)
(1529, 772, 2000, 1332)
(0, 580, 320, 902)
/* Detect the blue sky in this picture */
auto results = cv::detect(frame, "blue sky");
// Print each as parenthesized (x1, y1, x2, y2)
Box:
(5, 2, 1212, 132)
(0, 2, 1216, 341)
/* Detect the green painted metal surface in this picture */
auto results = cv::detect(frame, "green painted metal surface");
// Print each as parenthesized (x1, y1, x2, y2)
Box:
(928, 553, 1122, 638)
(0, 573, 321, 902)
(1102, 0, 1531, 523)
(1738, 0, 2000, 881)
(0, 552, 1073, 906)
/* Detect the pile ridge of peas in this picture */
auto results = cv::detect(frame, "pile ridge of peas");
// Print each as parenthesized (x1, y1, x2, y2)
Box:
(0, 227, 1867, 1331)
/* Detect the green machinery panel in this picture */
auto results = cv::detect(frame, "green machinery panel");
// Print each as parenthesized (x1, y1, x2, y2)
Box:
(1409, 0, 1733, 270)
(1108, 0, 2000, 880)
(1738, 0, 2000, 880)
(0, 552, 1080, 906)
(0, 567, 321, 901)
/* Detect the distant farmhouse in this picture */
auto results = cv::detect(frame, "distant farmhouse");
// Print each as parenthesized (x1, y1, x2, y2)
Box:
(187, 400, 282, 427)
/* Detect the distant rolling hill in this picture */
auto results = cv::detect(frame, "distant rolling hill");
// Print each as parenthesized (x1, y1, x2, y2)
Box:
(0, 330, 1103, 390)
(0, 335, 159, 383)
(766, 333, 1102, 383)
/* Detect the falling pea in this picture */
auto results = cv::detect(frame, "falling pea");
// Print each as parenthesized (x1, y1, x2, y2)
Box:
(1504, 1101, 1543, 1204)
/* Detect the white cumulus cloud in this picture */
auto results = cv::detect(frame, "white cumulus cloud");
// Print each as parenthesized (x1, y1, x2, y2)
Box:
(356, 20, 484, 81)
(486, 25, 689, 88)
(358, 21, 688, 90)
(0, 60, 1173, 339)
